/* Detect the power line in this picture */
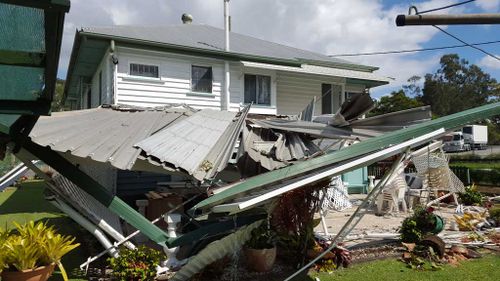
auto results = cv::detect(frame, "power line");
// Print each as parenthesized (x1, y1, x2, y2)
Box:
(328, 40, 500, 57)
(433, 25, 500, 62)
(415, 0, 476, 15)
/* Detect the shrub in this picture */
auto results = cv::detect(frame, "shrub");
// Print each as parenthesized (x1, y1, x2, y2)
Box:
(489, 207, 500, 225)
(108, 245, 164, 281)
(400, 207, 441, 243)
(458, 185, 483, 206)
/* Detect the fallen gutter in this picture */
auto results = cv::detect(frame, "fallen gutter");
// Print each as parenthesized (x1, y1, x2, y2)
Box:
(192, 102, 500, 212)
(211, 129, 444, 214)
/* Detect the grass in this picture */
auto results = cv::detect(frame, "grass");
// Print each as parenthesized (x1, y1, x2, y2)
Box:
(307, 255, 500, 281)
(449, 161, 500, 169)
(0, 180, 90, 281)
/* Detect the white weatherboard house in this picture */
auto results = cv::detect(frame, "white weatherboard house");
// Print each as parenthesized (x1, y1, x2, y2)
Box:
(64, 23, 390, 115)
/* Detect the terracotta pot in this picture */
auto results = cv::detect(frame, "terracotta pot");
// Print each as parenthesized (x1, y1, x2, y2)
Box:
(1, 263, 55, 281)
(244, 247, 277, 272)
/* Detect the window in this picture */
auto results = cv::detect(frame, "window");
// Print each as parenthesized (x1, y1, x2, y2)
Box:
(191, 65, 212, 93)
(244, 74, 271, 106)
(130, 63, 159, 78)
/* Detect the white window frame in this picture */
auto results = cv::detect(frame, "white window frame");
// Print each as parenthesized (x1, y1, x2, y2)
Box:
(241, 68, 276, 108)
(190, 64, 214, 94)
(128, 61, 161, 80)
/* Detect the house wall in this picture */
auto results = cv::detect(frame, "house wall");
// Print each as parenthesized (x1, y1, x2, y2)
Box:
(90, 46, 369, 116)
(114, 47, 224, 110)
(89, 51, 113, 108)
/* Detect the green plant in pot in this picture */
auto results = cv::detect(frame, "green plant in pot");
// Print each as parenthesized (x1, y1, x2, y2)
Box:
(0, 221, 80, 281)
(244, 222, 277, 272)
(399, 206, 444, 243)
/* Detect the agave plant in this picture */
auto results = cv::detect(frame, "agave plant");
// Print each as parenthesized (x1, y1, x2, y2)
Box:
(1, 221, 80, 281)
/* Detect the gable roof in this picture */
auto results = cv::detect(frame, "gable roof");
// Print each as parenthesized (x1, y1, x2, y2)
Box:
(65, 24, 382, 100)
(82, 24, 377, 71)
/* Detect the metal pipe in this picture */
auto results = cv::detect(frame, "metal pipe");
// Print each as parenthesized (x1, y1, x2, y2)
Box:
(223, 0, 231, 111)
(396, 13, 500, 26)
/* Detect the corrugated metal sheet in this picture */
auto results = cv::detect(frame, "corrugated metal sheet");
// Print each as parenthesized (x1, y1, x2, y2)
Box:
(29, 105, 195, 171)
(82, 25, 364, 69)
(136, 106, 250, 181)
(242, 61, 391, 85)
(238, 125, 322, 174)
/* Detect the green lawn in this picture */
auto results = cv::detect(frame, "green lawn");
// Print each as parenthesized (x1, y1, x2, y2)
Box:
(449, 161, 500, 169)
(0, 181, 90, 281)
(307, 255, 500, 281)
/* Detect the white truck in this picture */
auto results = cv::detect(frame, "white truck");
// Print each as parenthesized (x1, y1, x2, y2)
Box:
(462, 125, 488, 150)
(443, 125, 488, 152)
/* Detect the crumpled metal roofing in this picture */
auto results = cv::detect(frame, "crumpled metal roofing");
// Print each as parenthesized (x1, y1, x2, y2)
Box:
(29, 105, 195, 171)
(136, 106, 250, 181)
(238, 125, 321, 174)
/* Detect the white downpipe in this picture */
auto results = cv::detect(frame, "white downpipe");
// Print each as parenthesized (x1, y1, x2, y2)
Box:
(223, 0, 230, 111)
(48, 198, 119, 258)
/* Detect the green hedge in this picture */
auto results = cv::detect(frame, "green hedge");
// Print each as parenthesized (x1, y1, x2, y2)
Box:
(452, 166, 500, 186)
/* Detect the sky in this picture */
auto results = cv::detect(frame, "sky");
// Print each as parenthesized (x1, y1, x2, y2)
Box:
(59, 0, 500, 98)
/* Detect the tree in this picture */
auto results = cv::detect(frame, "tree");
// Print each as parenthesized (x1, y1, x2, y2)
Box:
(51, 79, 67, 112)
(419, 54, 499, 117)
(368, 89, 423, 116)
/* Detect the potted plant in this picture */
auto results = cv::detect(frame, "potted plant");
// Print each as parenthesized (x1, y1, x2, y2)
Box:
(0, 221, 80, 281)
(107, 245, 165, 281)
(399, 206, 444, 243)
(244, 222, 277, 272)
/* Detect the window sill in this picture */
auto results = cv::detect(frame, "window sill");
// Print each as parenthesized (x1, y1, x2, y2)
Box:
(120, 75, 164, 84)
(186, 92, 215, 98)
(242, 103, 275, 109)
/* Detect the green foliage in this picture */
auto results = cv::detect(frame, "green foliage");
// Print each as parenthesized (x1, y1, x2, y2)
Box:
(458, 185, 483, 206)
(368, 89, 424, 117)
(402, 244, 442, 271)
(51, 79, 68, 112)
(419, 54, 499, 117)
(246, 222, 277, 249)
(489, 207, 500, 224)
(107, 245, 164, 281)
(0, 221, 79, 281)
(399, 207, 440, 243)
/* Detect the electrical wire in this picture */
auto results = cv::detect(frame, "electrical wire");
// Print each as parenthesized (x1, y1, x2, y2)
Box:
(328, 40, 500, 57)
(415, 0, 476, 15)
(433, 25, 500, 62)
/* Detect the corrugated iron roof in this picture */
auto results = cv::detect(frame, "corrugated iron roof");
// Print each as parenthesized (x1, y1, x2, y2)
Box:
(81, 24, 373, 70)
(29, 105, 195, 171)
(136, 106, 250, 181)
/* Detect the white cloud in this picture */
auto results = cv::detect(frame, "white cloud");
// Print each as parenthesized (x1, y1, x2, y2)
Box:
(478, 54, 500, 70)
(475, 0, 500, 12)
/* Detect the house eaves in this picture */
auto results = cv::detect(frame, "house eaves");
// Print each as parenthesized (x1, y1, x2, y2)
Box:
(241, 61, 391, 86)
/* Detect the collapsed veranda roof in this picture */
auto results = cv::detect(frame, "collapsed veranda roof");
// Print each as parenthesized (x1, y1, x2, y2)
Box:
(29, 105, 249, 181)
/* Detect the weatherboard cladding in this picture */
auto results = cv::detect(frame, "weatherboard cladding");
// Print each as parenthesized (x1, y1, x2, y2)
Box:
(29, 106, 195, 171)
(82, 24, 365, 69)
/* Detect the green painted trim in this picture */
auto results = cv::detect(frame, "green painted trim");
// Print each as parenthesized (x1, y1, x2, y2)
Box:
(0, 114, 21, 134)
(169, 213, 266, 247)
(346, 78, 390, 87)
(80, 32, 303, 67)
(22, 140, 171, 245)
(191, 102, 500, 211)
(0, 0, 70, 12)
(0, 50, 45, 67)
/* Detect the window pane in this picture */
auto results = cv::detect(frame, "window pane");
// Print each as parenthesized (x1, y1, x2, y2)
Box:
(191, 65, 212, 93)
(244, 74, 256, 104)
(257, 75, 271, 105)
(130, 63, 159, 78)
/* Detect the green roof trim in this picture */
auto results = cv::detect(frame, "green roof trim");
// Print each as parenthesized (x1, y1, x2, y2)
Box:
(191, 102, 500, 211)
